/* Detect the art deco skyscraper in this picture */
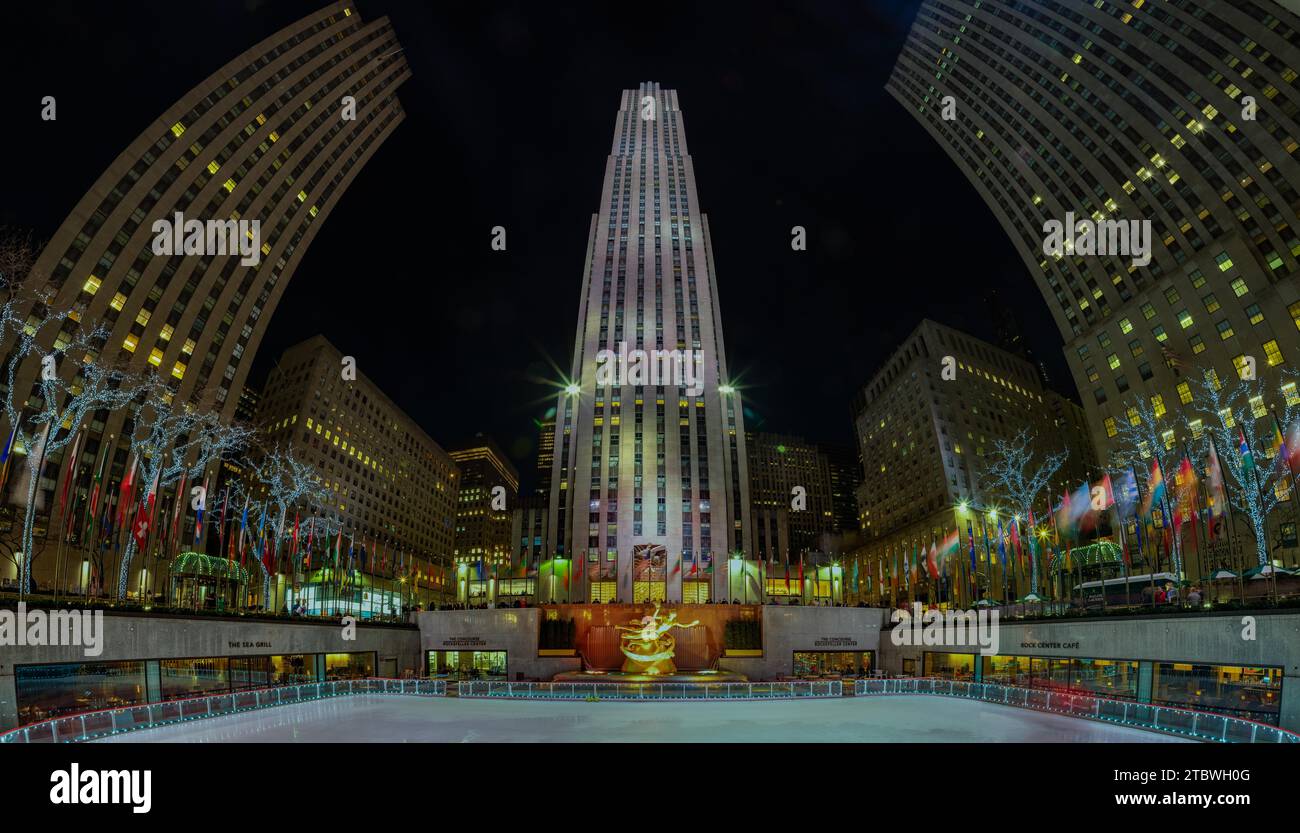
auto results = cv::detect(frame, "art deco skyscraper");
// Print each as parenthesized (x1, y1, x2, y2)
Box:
(2, 3, 409, 543)
(888, 1, 1300, 458)
(545, 83, 752, 603)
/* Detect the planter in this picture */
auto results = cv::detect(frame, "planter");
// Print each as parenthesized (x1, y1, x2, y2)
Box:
(538, 648, 576, 657)
(723, 648, 763, 658)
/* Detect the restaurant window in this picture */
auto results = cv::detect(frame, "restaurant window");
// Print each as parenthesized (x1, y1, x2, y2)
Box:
(924, 652, 975, 680)
(15, 660, 147, 724)
(230, 656, 271, 690)
(159, 657, 230, 701)
(1152, 662, 1283, 723)
(325, 651, 375, 680)
(270, 654, 314, 685)
(428, 650, 507, 680)
(793, 651, 873, 677)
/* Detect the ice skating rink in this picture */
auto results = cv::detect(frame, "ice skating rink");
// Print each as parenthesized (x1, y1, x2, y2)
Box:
(92, 694, 1192, 743)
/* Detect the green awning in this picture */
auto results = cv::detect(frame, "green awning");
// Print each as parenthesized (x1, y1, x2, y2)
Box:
(170, 551, 250, 584)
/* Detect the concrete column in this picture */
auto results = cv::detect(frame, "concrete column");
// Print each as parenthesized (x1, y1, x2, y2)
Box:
(0, 670, 17, 730)
(145, 660, 161, 703)
(1279, 676, 1300, 734)
(1137, 661, 1154, 704)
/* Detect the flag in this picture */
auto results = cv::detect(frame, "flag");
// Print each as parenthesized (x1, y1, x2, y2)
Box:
(926, 538, 939, 581)
(966, 519, 977, 577)
(1206, 435, 1228, 528)
(1274, 415, 1298, 478)
(1139, 457, 1165, 519)
(1238, 425, 1255, 476)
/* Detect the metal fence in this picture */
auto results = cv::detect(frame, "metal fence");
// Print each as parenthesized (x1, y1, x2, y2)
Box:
(457, 680, 842, 700)
(854, 677, 1299, 743)
(0, 677, 446, 744)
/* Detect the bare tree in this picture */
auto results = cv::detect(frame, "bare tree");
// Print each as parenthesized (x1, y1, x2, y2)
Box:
(0, 291, 148, 593)
(240, 444, 331, 604)
(1187, 368, 1300, 567)
(116, 378, 251, 599)
(979, 428, 1068, 592)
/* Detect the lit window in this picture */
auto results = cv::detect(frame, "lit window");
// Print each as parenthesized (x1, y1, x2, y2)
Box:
(1283, 383, 1300, 407)
(1190, 334, 1206, 354)
(1190, 419, 1203, 440)
(1215, 252, 1234, 271)
(122, 335, 137, 353)
(1177, 382, 1192, 405)
(1127, 407, 1140, 426)
(1104, 417, 1118, 438)
(134, 309, 150, 326)
(170, 121, 185, 137)
(1119, 318, 1133, 334)
(1152, 394, 1166, 419)
(171, 361, 186, 380)
(148, 347, 163, 367)
(1108, 353, 1121, 370)
(1216, 320, 1235, 340)
(110, 292, 126, 311)
(1178, 310, 1194, 329)
(1264, 339, 1284, 366)
(1246, 304, 1264, 325)
(1141, 303, 1157, 320)
(1202, 294, 1220, 313)
(206, 161, 220, 175)
(1230, 277, 1249, 296)
(1250, 395, 1267, 419)
(1219, 408, 1235, 429)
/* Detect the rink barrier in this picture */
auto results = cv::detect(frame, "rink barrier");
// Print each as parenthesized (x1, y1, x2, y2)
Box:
(0, 677, 446, 744)
(457, 680, 842, 700)
(854, 677, 1299, 744)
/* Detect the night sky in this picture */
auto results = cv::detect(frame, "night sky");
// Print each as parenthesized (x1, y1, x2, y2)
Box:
(5, 1, 1071, 493)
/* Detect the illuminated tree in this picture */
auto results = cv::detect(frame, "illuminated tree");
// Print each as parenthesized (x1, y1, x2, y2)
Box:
(1107, 393, 1184, 575)
(115, 378, 251, 598)
(241, 444, 331, 603)
(978, 428, 1067, 592)
(0, 293, 147, 594)
(1187, 368, 1300, 567)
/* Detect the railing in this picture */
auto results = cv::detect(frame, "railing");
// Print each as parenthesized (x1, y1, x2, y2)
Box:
(854, 677, 1299, 744)
(0, 677, 446, 744)
(458, 680, 842, 700)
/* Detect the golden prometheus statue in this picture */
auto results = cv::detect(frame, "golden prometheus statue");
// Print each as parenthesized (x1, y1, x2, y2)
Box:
(616, 604, 700, 674)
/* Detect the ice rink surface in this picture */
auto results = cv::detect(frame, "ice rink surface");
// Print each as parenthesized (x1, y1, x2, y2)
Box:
(94, 694, 1192, 743)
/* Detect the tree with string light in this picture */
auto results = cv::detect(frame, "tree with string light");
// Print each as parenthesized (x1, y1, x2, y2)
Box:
(115, 376, 251, 599)
(978, 427, 1068, 593)
(1187, 367, 1300, 568)
(0, 283, 150, 595)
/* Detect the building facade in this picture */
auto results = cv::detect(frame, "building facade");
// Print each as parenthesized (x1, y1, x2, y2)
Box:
(887, 0, 1300, 461)
(1, 3, 410, 570)
(449, 436, 519, 602)
(255, 335, 458, 606)
(545, 83, 752, 603)
(747, 432, 860, 565)
(851, 319, 1096, 605)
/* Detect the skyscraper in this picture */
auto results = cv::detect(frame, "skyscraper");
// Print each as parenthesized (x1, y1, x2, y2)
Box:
(545, 83, 751, 603)
(888, 1, 1300, 459)
(850, 319, 1096, 605)
(3, 2, 409, 536)
(449, 436, 520, 602)
(255, 335, 460, 608)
